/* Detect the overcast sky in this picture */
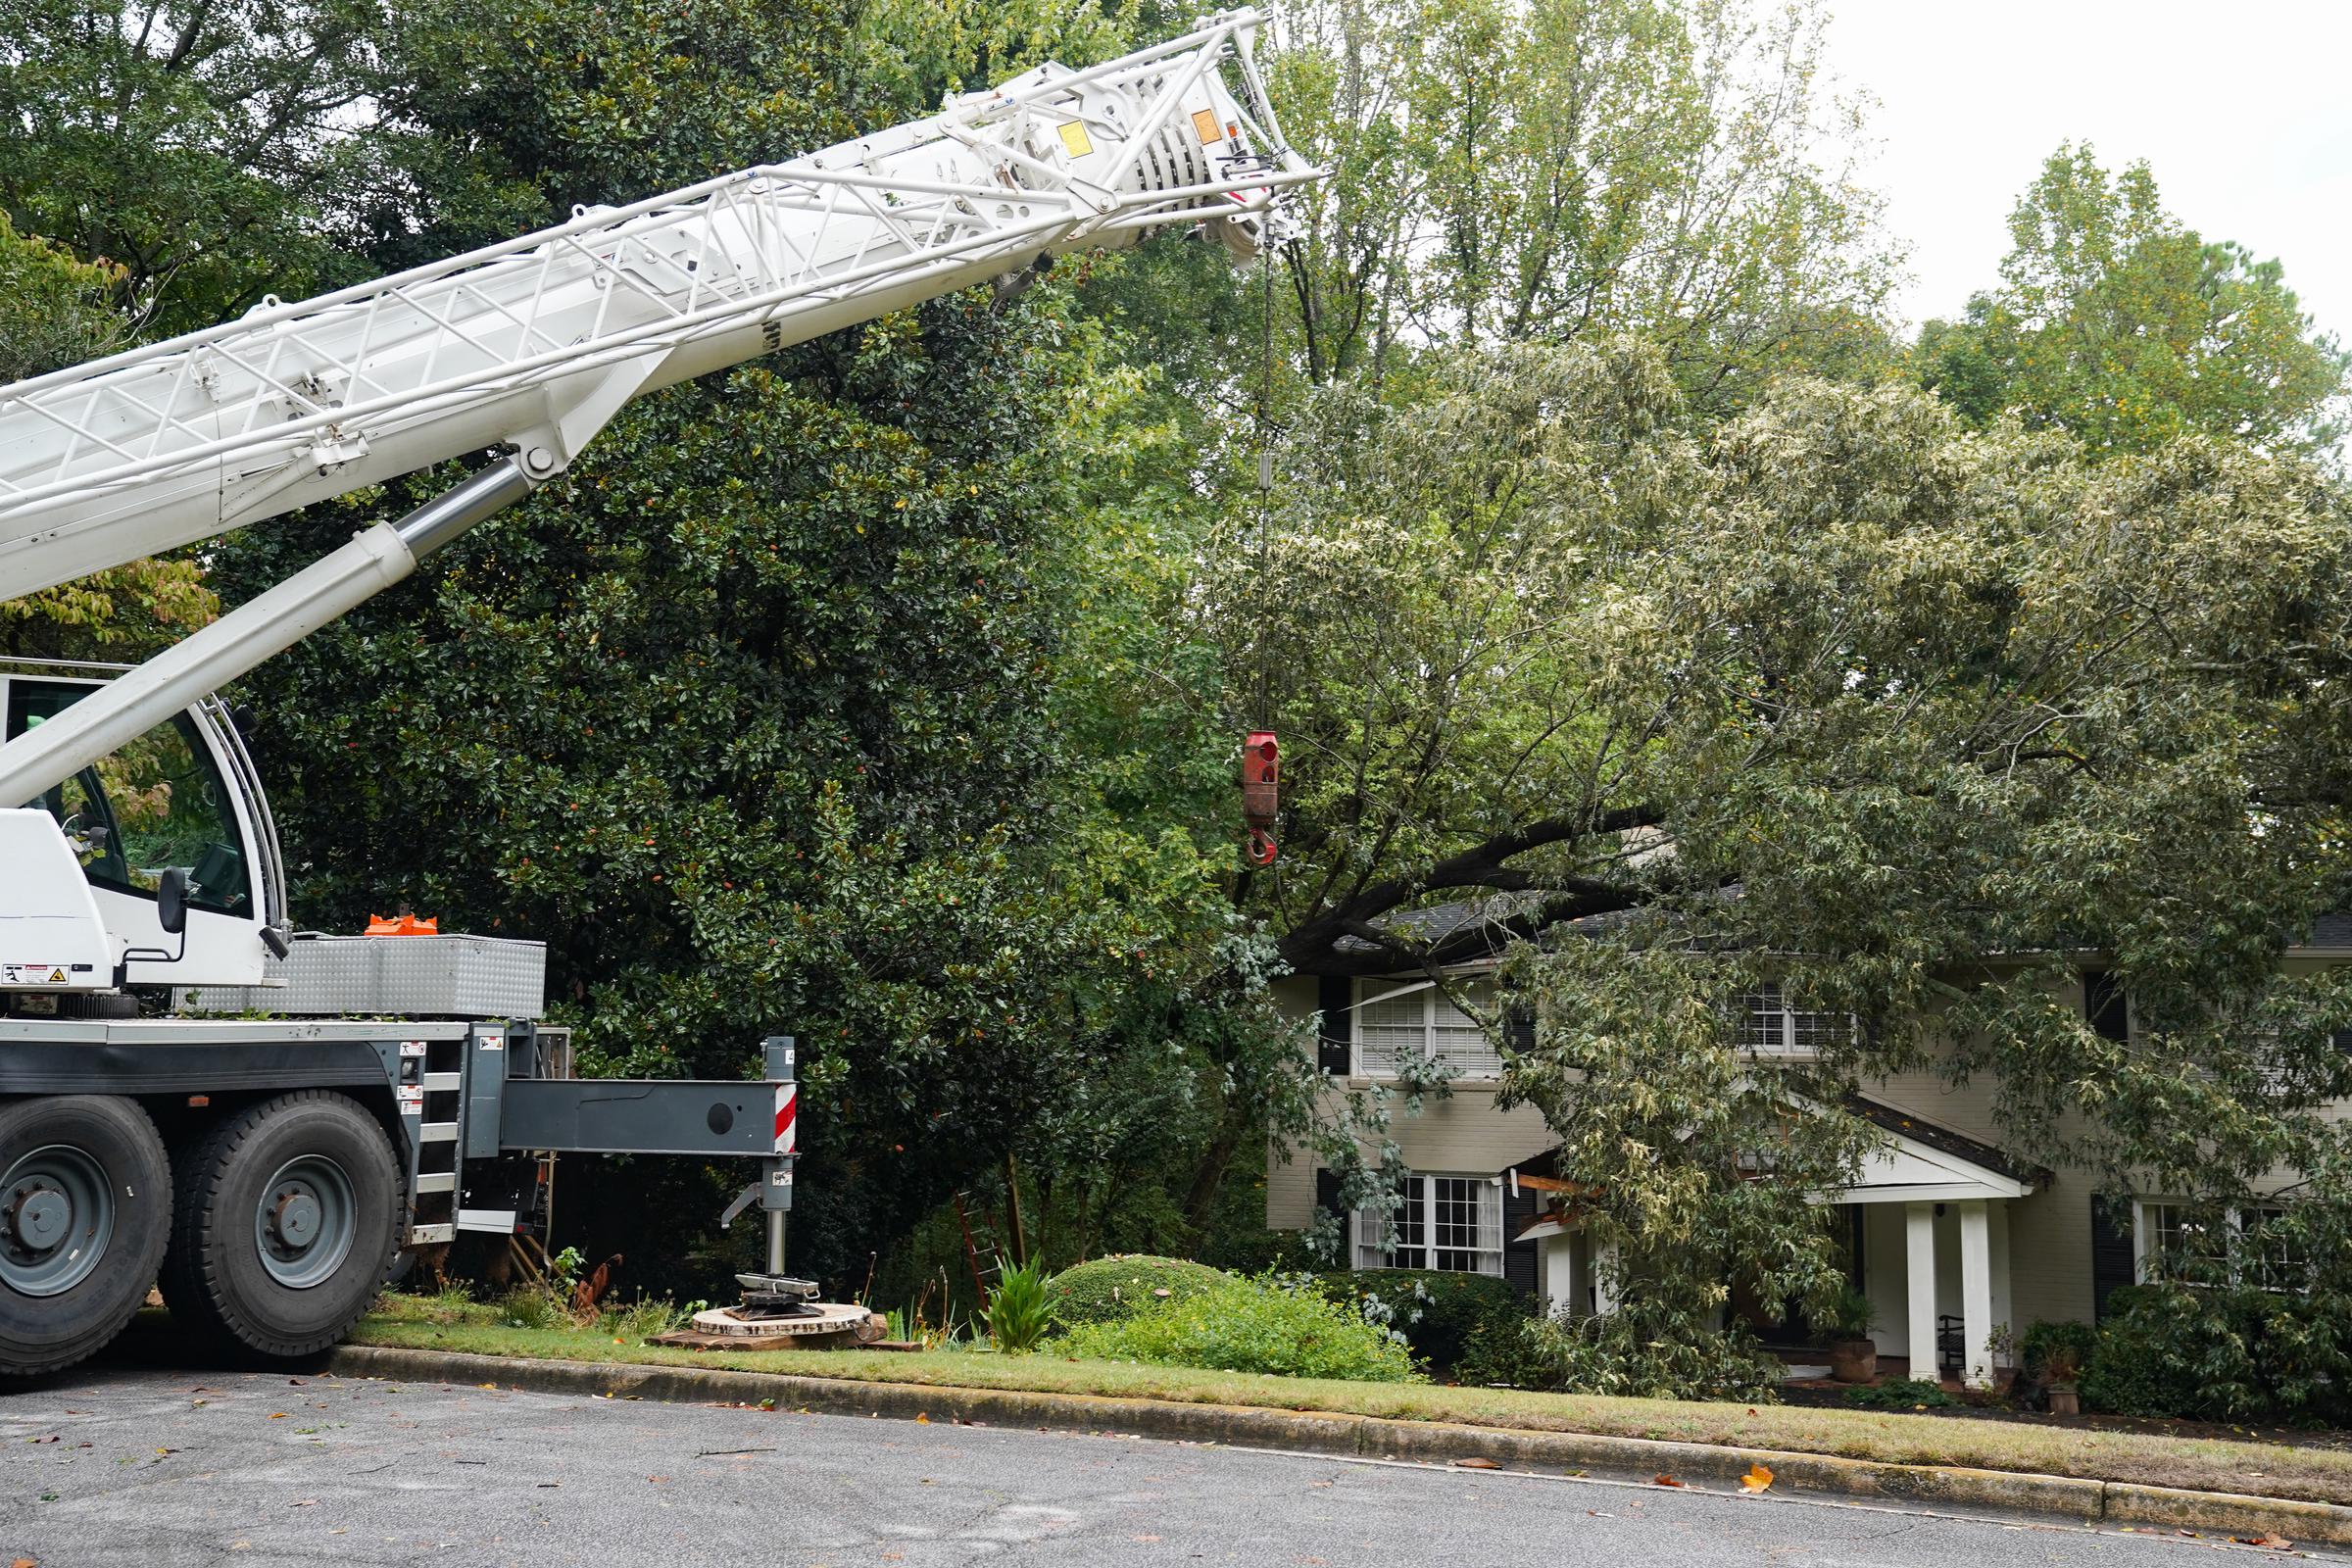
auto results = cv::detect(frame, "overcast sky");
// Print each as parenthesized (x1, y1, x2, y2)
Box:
(1825, 0, 2352, 347)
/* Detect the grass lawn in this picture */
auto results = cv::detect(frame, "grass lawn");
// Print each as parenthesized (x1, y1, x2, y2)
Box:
(351, 1294, 2352, 1506)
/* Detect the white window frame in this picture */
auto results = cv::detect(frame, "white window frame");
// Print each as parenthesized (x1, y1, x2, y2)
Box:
(1351, 977, 1503, 1080)
(1732, 983, 1856, 1059)
(2133, 1198, 2304, 1292)
(1352, 1172, 1505, 1277)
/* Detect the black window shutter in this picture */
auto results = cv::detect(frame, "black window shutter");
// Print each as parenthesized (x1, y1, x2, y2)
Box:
(1314, 1167, 1342, 1228)
(1503, 1178, 1538, 1296)
(2084, 972, 2130, 1044)
(1317, 974, 1353, 1075)
(2089, 1194, 2135, 1320)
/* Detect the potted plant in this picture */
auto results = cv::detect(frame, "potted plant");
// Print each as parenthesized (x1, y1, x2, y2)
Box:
(1824, 1284, 1879, 1384)
(2043, 1343, 2083, 1416)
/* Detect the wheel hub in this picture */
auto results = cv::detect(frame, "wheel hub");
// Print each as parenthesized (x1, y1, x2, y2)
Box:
(0, 1146, 114, 1298)
(269, 1190, 322, 1249)
(253, 1154, 357, 1290)
(10, 1187, 70, 1250)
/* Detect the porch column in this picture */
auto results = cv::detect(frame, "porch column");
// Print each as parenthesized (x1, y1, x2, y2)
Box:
(1904, 1202, 1936, 1382)
(1959, 1199, 1993, 1389)
(1592, 1238, 1620, 1316)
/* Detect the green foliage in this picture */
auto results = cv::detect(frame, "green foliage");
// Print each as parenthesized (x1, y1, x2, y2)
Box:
(1312, 1269, 1528, 1370)
(1823, 1285, 1879, 1340)
(1479, 354, 2352, 1398)
(2020, 1319, 2097, 1387)
(599, 1296, 688, 1342)
(546, 1247, 585, 1299)
(497, 1287, 564, 1331)
(985, 1259, 1058, 1352)
(1064, 1274, 1420, 1383)
(1842, 1377, 1955, 1411)
(1916, 145, 2347, 460)
(0, 0, 391, 329)
(0, 217, 217, 660)
(1268, 0, 1897, 397)
(2080, 1285, 2352, 1425)
(1457, 1308, 1784, 1403)
(1046, 1255, 1235, 1328)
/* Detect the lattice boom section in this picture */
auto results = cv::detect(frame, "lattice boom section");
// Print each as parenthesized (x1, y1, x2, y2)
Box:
(0, 10, 1306, 601)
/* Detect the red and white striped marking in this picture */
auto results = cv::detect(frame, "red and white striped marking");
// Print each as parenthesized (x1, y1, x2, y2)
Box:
(774, 1083, 797, 1154)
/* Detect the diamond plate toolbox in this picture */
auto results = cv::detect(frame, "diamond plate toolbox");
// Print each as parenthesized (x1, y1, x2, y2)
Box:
(175, 933, 545, 1018)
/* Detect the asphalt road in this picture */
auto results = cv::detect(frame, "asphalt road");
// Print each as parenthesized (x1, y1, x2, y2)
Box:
(0, 1365, 2332, 1567)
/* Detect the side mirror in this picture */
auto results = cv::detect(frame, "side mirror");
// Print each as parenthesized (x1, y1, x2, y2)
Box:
(156, 867, 189, 936)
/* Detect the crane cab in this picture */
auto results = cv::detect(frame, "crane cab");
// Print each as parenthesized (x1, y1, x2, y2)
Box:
(0, 661, 285, 999)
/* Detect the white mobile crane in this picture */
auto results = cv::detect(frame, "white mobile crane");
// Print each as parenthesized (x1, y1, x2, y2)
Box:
(0, 11, 1314, 1375)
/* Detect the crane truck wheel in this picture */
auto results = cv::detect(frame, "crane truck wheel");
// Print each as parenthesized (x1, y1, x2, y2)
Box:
(161, 1091, 403, 1361)
(0, 1096, 172, 1377)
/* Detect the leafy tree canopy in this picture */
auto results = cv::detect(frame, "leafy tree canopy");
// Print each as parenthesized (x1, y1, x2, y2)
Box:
(1916, 144, 2349, 461)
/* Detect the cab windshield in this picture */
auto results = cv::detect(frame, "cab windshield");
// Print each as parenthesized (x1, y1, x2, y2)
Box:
(5, 682, 253, 918)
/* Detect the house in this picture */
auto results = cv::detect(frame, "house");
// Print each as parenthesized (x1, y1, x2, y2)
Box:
(1263, 904, 2352, 1388)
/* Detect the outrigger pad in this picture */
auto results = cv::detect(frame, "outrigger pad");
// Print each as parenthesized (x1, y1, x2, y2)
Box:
(733, 1272, 822, 1318)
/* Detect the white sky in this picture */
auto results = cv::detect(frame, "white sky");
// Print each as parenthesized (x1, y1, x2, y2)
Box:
(1825, 0, 2352, 347)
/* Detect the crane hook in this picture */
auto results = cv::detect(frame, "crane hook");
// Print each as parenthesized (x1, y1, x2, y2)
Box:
(1241, 730, 1279, 867)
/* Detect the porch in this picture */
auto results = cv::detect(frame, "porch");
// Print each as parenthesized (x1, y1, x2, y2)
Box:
(1518, 1098, 2039, 1389)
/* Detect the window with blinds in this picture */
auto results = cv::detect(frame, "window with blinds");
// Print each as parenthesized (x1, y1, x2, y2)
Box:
(1734, 984, 1855, 1057)
(1354, 980, 1503, 1078)
(1353, 1174, 1503, 1275)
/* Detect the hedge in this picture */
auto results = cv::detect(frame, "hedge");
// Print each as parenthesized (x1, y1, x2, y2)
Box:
(1312, 1269, 1530, 1369)
(1046, 1255, 1234, 1328)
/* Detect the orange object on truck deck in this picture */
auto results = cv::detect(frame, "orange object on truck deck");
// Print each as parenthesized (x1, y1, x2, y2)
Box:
(364, 912, 439, 936)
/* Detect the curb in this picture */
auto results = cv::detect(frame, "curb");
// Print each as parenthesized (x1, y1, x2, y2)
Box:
(322, 1345, 2352, 1547)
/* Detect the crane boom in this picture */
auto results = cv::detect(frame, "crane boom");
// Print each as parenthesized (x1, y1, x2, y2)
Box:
(0, 8, 1312, 808)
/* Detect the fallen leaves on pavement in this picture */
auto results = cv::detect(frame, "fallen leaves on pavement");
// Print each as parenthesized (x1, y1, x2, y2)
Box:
(1652, 1473, 1684, 1488)
(1740, 1463, 1775, 1494)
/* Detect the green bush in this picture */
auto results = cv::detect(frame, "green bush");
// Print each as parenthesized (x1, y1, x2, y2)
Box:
(1457, 1308, 1783, 1402)
(1065, 1275, 1421, 1383)
(2079, 1284, 2352, 1424)
(986, 1259, 1058, 1352)
(1046, 1255, 1234, 1328)
(1841, 1377, 1955, 1410)
(1312, 1269, 1530, 1369)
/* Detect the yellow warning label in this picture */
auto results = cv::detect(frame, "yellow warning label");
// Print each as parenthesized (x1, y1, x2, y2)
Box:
(46, 968, 66, 983)
(1192, 109, 1225, 144)
(1056, 121, 1094, 159)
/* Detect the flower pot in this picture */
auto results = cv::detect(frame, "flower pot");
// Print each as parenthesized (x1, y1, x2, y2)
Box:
(1828, 1338, 1878, 1384)
(2047, 1385, 2081, 1417)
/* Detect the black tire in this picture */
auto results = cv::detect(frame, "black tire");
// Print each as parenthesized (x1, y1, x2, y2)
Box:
(0, 1096, 172, 1377)
(162, 1091, 403, 1361)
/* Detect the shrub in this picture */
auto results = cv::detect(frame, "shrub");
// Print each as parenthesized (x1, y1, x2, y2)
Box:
(1457, 1308, 1784, 1402)
(1065, 1274, 1420, 1383)
(1842, 1377, 1954, 1410)
(986, 1260, 1058, 1352)
(2019, 1319, 2097, 1386)
(1312, 1269, 1530, 1370)
(1047, 1255, 1234, 1328)
(2078, 1284, 2352, 1424)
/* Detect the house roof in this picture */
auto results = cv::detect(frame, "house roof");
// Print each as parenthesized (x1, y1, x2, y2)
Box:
(1335, 890, 2352, 973)
(1841, 1095, 2047, 1187)
(1327, 889, 1559, 963)
(1501, 1095, 2046, 1200)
